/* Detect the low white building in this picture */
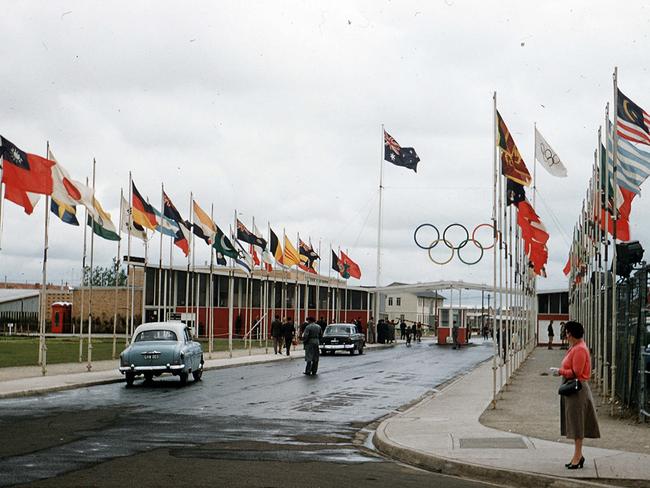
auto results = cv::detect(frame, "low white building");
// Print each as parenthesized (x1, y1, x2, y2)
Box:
(381, 282, 445, 326)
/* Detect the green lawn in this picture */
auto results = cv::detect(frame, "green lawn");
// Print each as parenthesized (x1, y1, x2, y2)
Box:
(0, 336, 257, 368)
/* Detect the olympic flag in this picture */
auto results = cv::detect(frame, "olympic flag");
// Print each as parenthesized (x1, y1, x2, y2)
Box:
(534, 128, 568, 177)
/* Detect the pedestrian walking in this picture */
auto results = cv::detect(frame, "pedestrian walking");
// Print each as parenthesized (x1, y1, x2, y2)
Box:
(550, 321, 600, 470)
(547, 320, 555, 350)
(355, 317, 362, 334)
(377, 319, 386, 344)
(271, 314, 283, 354)
(281, 317, 295, 356)
(317, 316, 327, 334)
(302, 316, 322, 375)
(560, 321, 568, 349)
(412, 323, 418, 343)
(405, 323, 412, 346)
(389, 320, 396, 343)
(399, 320, 406, 340)
(452, 321, 461, 349)
(367, 316, 375, 344)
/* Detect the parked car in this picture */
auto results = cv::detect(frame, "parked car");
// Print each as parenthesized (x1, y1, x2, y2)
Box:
(321, 323, 365, 355)
(119, 322, 203, 386)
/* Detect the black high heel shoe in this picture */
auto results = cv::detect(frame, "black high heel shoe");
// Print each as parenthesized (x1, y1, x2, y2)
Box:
(566, 456, 585, 469)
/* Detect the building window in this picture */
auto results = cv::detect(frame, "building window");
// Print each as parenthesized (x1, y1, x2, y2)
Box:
(388, 297, 393, 306)
(396, 297, 401, 306)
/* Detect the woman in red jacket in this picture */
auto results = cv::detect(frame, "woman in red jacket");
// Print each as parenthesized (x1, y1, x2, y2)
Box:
(552, 321, 600, 469)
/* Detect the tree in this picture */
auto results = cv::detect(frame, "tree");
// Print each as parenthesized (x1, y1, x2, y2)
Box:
(82, 258, 127, 287)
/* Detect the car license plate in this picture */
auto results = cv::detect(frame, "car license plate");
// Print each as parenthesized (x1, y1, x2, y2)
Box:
(143, 353, 160, 360)
(331, 339, 338, 343)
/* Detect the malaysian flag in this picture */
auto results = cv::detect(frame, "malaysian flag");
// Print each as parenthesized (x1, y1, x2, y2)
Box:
(383, 130, 420, 172)
(617, 89, 650, 146)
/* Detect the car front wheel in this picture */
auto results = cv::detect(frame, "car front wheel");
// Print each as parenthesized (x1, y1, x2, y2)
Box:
(179, 371, 188, 385)
(192, 369, 203, 381)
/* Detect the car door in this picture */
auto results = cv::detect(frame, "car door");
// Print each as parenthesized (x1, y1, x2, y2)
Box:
(186, 327, 201, 369)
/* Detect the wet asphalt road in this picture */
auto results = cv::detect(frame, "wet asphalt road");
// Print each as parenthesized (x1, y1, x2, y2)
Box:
(0, 340, 499, 487)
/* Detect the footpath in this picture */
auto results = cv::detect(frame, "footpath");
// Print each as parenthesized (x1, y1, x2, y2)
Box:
(0, 342, 391, 399)
(374, 345, 650, 488)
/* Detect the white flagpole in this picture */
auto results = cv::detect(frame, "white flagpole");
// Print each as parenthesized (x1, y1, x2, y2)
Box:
(86, 158, 96, 372)
(157, 184, 164, 322)
(126, 174, 133, 343)
(208, 203, 215, 357)
(186, 192, 193, 334)
(328, 242, 332, 324)
(78, 178, 89, 362)
(610, 67, 620, 410)
(38, 141, 51, 375)
(142, 230, 148, 328)
(601, 118, 610, 399)
(491, 92, 499, 408)
(0, 156, 4, 250)
(375, 123, 385, 325)
(112, 187, 123, 359)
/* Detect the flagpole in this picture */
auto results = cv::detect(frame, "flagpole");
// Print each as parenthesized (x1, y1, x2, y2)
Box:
(316, 239, 321, 321)
(142, 232, 148, 327)
(186, 192, 193, 335)
(86, 158, 96, 372)
(610, 67, 619, 411)
(328, 242, 332, 325)
(601, 116, 610, 399)
(168, 221, 173, 322)
(594, 141, 603, 391)
(157, 184, 164, 322)
(375, 123, 385, 327)
(127, 174, 134, 341)
(112, 187, 123, 359)
(491, 92, 499, 408)
(208, 203, 215, 358)
(38, 141, 51, 375)
(0, 156, 4, 250)
(79, 178, 89, 363)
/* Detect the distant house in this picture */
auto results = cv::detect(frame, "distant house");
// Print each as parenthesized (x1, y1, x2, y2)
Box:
(380, 282, 445, 326)
(0, 289, 40, 333)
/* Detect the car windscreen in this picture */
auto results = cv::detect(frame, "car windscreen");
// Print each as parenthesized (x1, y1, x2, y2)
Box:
(134, 330, 177, 342)
(324, 326, 352, 335)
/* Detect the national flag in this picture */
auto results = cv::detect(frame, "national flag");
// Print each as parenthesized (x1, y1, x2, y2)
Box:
(253, 223, 273, 271)
(496, 112, 532, 186)
(163, 191, 190, 256)
(331, 249, 349, 279)
(283, 235, 300, 268)
(153, 206, 179, 238)
(0, 136, 54, 195)
(212, 225, 239, 260)
(192, 200, 217, 245)
(236, 219, 267, 249)
(131, 182, 157, 231)
(599, 186, 634, 241)
(250, 244, 261, 267)
(51, 197, 78, 225)
(4, 186, 40, 214)
(47, 150, 96, 222)
(383, 130, 420, 172)
(121, 196, 147, 241)
(506, 179, 526, 206)
(270, 228, 283, 265)
(616, 88, 650, 146)
(534, 128, 568, 177)
(298, 239, 319, 274)
(87, 197, 120, 241)
(606, 120, 650, 194)
(232, 237, 253, 274)
(563, 255, 571, 276)
(340, 251, 361, 279)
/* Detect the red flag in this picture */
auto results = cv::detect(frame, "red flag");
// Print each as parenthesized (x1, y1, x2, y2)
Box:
(1, 136, 54, 195)
(563, 256, 571, 276)
(599, 187, 634, 242)
(3, 186, 40, 214)
(250, 244, 261, 267)
(340, 251, 361, 279)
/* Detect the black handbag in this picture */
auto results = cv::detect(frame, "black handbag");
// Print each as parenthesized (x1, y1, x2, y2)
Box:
(558, 369, 582, 396)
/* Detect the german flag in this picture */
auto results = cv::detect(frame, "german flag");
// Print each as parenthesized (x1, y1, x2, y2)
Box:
(131, 181, 157, 231)
(283, 235, 300, 268)
(270, 228, 283, 264)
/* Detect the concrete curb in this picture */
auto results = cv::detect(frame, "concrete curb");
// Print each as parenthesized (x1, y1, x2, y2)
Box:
(372, 387, 620, 488)
(0, 343, 395, 400)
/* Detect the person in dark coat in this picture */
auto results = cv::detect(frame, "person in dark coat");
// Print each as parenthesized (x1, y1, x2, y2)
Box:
(547, 320, 555, 350)
(405, 322, 412, 346)
(377, 319, 385, 344)
(400, 321, 407, 340)
(411, 323, 417, 344)
(317, 316, 327, 334)
(281, 317, 295, 356)
(302, 316, 322, 375)
(354, 317, 362, 334)
(271, 315, 283, 355)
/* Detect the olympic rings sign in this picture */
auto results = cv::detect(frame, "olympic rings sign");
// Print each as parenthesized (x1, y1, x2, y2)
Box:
(413, 223, 497, 265)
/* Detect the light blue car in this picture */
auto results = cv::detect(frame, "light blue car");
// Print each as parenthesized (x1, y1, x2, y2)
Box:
(119, 322, 203, 386)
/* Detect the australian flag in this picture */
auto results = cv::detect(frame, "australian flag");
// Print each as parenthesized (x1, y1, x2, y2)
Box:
(384, 130, 420, 172)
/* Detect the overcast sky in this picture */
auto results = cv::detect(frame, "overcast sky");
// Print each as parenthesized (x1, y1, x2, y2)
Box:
(1, 1, 649, 296)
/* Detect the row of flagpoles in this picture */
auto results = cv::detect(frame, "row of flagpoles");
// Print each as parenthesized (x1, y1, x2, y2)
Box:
(0, 141, 365, 375)
(564, 67, 650, 410)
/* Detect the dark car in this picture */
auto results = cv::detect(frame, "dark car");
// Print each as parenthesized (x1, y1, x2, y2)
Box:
(321, 323, 365, 355)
